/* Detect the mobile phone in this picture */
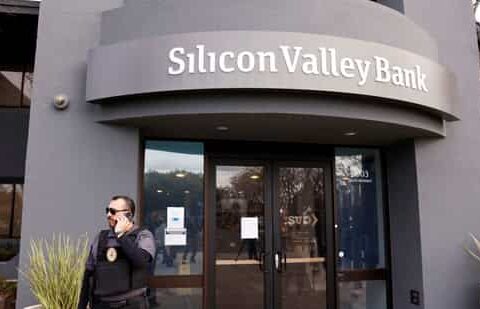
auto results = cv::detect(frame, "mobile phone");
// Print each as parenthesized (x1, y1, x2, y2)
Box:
(114, 212, 133, 226)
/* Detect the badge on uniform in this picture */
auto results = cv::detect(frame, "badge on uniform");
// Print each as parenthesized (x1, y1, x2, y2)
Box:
(106, 247, 118, 262)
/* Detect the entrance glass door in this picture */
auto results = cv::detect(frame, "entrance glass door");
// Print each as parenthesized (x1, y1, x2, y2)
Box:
(213, 162, 333, 309)
(215, 165, 269, 309)
(273, 165, 330, 309)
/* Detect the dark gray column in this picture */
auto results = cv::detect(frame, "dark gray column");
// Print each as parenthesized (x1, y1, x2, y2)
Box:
(386, 140, 424, 309)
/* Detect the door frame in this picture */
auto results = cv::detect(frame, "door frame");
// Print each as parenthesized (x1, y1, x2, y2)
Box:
(204, 141, 336, 309)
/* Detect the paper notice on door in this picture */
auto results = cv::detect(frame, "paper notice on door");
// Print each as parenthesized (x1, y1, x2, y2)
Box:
(167, 207, 185, 229)
(164, 228, 187, 246)
(241, 217, 259, 239)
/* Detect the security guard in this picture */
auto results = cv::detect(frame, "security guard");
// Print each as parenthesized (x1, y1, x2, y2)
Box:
(78, 195, 156, 309)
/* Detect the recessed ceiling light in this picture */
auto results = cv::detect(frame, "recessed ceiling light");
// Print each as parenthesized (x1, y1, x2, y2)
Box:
(344, 131, 357, 136)
(156, 189, 163, 193)
(216, 125, 229, 132)
(175, 172, 186, 178)
(250, 175, 260, 180)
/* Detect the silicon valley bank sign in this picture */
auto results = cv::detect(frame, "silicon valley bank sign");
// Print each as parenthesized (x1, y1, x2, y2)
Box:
(86, 31, 456, 119)
(168, 45, 429, 93)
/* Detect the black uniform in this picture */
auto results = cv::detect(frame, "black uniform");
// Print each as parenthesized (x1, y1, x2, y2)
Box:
(78, 227, 156, 309)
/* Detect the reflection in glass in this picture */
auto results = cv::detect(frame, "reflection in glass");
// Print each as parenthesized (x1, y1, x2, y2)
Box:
(0, 72, 22, 107)
(0, 71, 34, 107)
(148, 288, 202, 309)
(335, 149, 385, 270)
(0, 185, 13, 236)
(338, 280, 387, 309)
(335, 149, 387, 309)
(0, 237, 20, 280)
(0, 184, 21, 280)
(278, 167, 327, 309)
(143, 141, 204, 276)
(13, 185, 23, 237)
(22, 72, 33, 106)
(216, 166, 265, 309)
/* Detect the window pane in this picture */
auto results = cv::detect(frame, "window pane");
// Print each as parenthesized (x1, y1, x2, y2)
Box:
(22, 72, 33, 106)
(338, 280, 387, 309)
(0, 184, 20, 278)
(12, 185, 23, 237)
(144, 141, 204, 276)
(335, 149, 385, 270)
(148, 288, 202, 309)
(0, 238, 20, 279)
(0, 185, 13, 236)
(0, 71, 22, 107)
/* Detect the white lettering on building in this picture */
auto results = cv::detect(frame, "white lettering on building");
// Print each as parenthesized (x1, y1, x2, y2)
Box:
(168, 44, 429, 93)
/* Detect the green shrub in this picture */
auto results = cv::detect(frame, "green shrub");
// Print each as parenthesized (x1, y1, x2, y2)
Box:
(21, 234, 89, 309)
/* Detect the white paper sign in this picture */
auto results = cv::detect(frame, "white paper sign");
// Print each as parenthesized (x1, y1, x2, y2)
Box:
(241, 217, 259, 239)
(167, 207, 185, 229)
(164, 228, 187, 246)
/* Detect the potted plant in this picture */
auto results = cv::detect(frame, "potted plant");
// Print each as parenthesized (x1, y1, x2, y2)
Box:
(0, 277, 16, 309)
(21, 234, 89, 309)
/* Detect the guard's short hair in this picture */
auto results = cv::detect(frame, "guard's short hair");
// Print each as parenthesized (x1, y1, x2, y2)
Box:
(111, 195, 136, 216)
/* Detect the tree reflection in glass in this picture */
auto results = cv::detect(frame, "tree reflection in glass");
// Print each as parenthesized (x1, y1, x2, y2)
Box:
(215, 166, 265, 309)
(143, 141, 204, 276)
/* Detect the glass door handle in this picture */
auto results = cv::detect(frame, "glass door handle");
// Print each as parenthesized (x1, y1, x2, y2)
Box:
(275, 252, 286, 273)
(275, 252, 280, 272)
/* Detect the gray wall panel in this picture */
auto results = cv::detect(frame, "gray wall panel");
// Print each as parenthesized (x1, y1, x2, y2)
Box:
(100, 0, 438, 59)
(0, 109, 28, 181)
(16, 0, 138, 307)
(403, 1, 480, 308)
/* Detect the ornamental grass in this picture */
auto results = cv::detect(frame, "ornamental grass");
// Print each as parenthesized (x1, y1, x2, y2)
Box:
(466, 233, 480, 264)
(21, 234, 89, 309)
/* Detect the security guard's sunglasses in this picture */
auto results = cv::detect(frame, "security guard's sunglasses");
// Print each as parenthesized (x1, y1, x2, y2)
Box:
(105, 207, 130, 215)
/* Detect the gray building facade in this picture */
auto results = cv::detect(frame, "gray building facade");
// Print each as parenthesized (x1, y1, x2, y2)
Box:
(11, 0, 480, 308)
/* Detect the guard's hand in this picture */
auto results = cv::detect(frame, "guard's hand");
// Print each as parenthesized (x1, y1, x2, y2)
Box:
(114, 214, 133, 235)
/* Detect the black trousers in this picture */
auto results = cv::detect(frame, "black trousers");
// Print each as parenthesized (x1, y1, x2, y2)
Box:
(92, 295, 149, 309)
